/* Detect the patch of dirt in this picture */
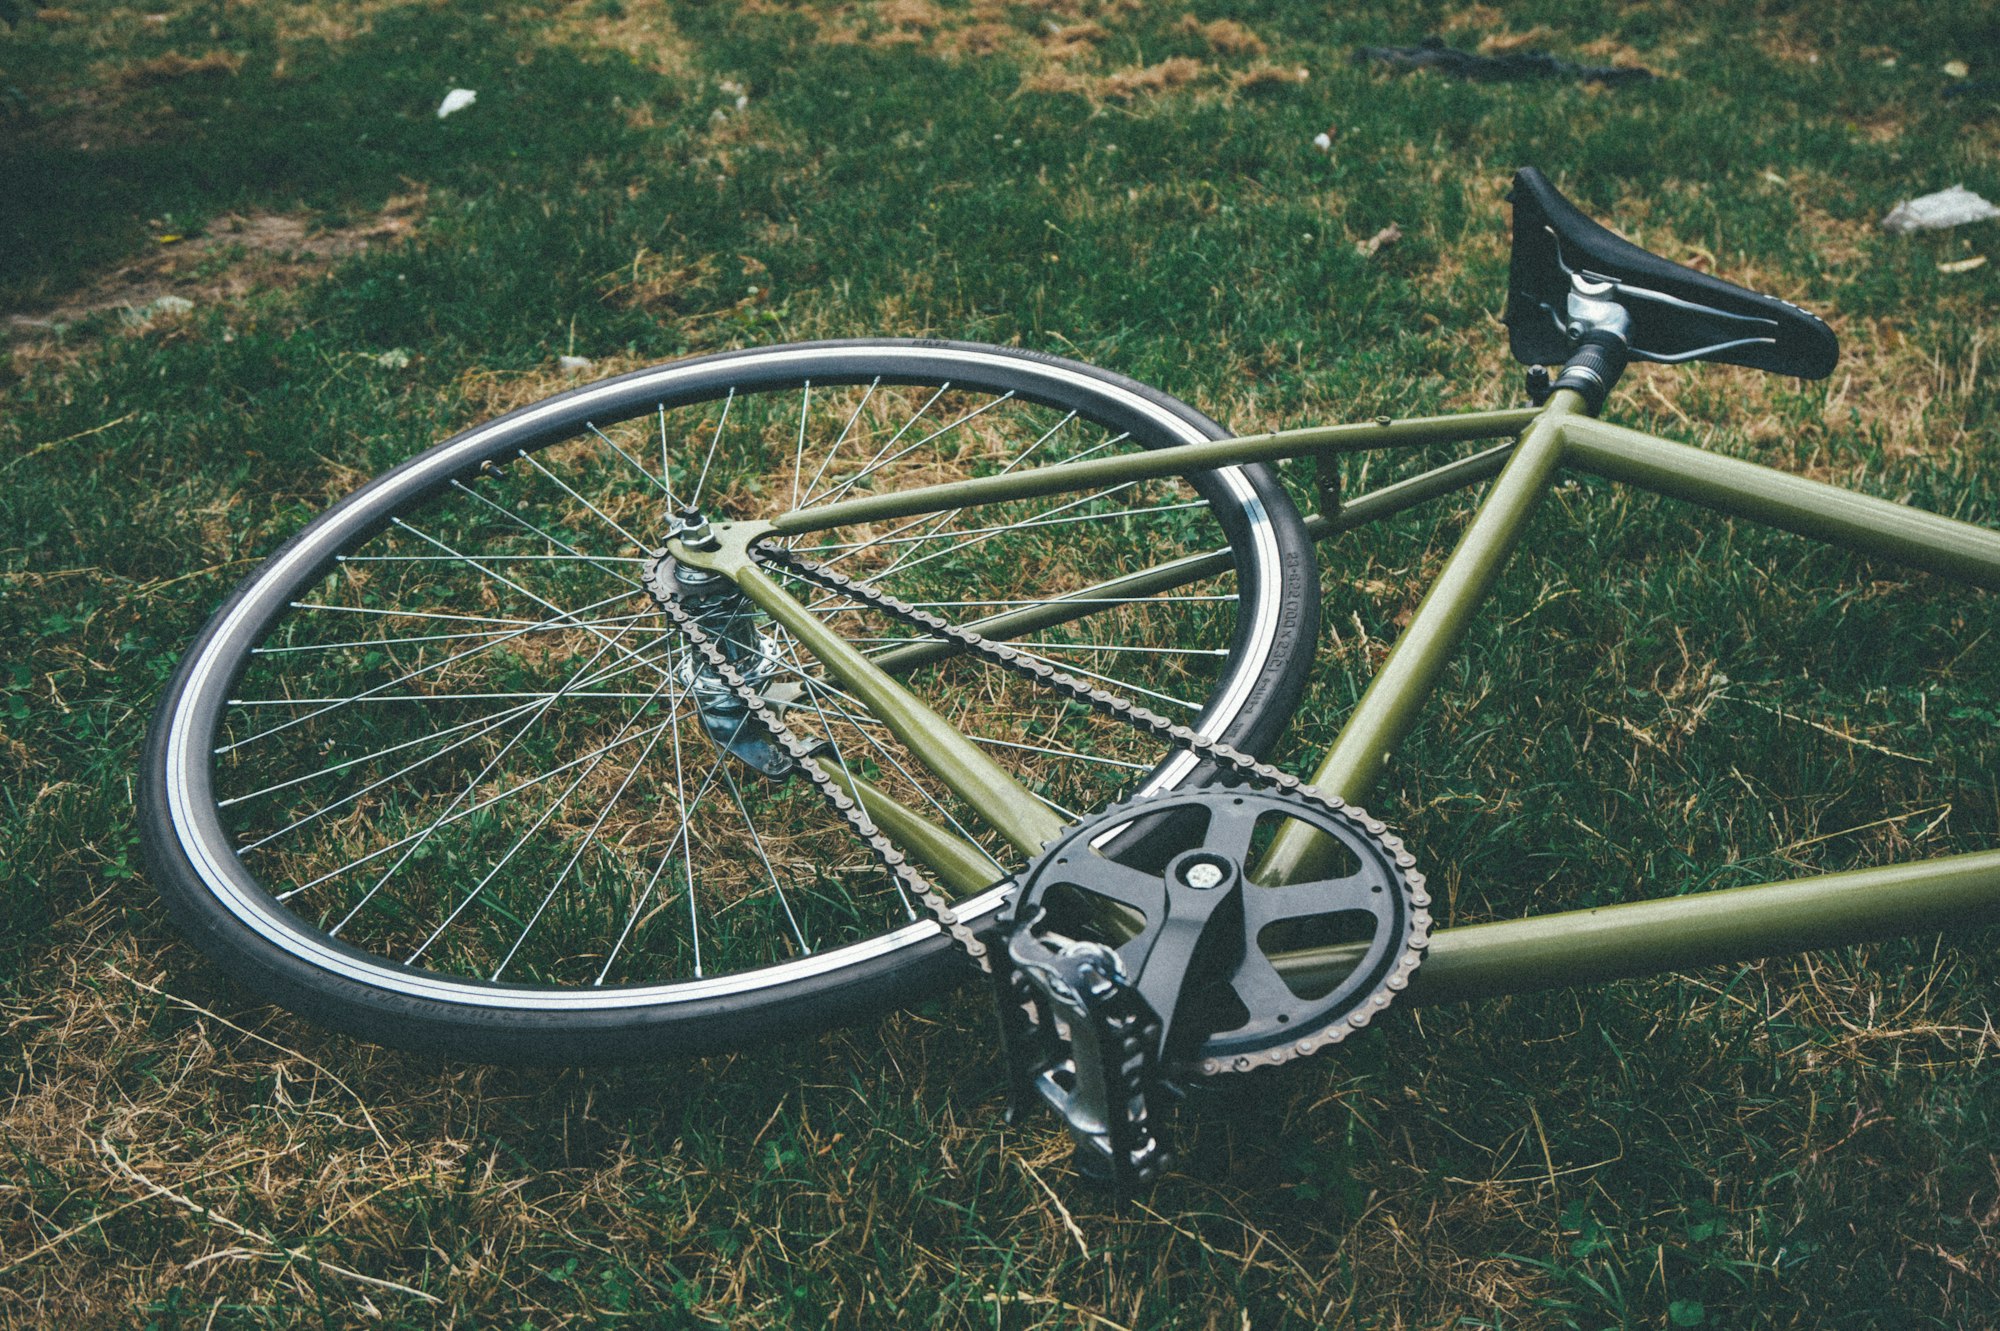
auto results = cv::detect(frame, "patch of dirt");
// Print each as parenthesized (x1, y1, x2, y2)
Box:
(4, 194, 425, 340)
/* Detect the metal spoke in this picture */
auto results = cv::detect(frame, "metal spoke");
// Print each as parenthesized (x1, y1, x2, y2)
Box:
(224, 644, 682, 815)
(284, 603, 574, 627)
(786, 679, 921, 920)
(217, 587, 643, 755)
(797, 376, 879, 507)
(229, 690, 677, 705)
(804, 432, 1129, 564)
(588, 421, 676, 502)
(409, 695, 671, 965)
(251, 611, 661, 657)
(449, 477, 646, 587)
(964, 734, 1150, 772)
(809, 388, 1014, 511)
(1015, 640, 1227, 657)
(826, 478, 1146, 595)
(276, 726, 652, 902)
(717, 762, 810, 956)
(516, 448, 649, 550)
(821, 593, 1239, 611)
(224, 698, 547, 809)
(857, 494, 1205, 590)
(489, 673, 688, 979)
(388, 520, 679, 691)
(1010, 648, 1200, 713)
(802, 411, 1083, 570)
(593, 751, 728, 985)
(665, 670, 702, 976)
(239, 703, 566, 852)
(791, 381, 810, 510)
(658, 404, 677, 506)
(336, 553, 648, 564)
(689, 386, 734, 509)
(793, 673, 1006, 884)
(798, 382, 948, 512)
(323, 622, 636, 926)
(816, 391, 1022, 509)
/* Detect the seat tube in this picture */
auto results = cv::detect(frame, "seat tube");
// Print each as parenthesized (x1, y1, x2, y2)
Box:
(1256, 390, 1584, 886)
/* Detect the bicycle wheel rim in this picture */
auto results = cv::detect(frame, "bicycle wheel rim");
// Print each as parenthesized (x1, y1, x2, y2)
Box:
(146, 340, 1316, 1027)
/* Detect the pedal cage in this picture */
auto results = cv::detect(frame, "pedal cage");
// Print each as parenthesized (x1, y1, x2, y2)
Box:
(992, 909, 1174, 1192)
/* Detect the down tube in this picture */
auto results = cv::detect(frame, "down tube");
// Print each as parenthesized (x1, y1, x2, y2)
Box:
(1256, 392, 1580, 885)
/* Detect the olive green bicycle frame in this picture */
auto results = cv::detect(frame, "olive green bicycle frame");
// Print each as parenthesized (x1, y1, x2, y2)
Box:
(672, 388, 2000, 1006)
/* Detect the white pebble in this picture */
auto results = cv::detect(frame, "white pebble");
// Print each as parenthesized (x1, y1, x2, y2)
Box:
(437, 88, 477, 119)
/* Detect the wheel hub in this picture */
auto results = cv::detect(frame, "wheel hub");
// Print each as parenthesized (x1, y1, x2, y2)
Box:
(642, 518, 801, 778)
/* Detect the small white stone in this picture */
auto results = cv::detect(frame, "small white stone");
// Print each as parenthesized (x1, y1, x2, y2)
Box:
(1311, 132, 1332, 152)
(437, 88, 477, 119)
(558, 355, 593, 371)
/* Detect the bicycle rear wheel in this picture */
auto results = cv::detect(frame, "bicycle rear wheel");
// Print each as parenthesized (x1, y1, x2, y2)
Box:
(141, 339, 1320, 1060)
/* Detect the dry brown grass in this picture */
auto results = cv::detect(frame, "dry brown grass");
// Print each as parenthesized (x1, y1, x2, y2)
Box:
(5, 193, 425, 341)
(538, 0, 694, 77)
(2, 933, 708, 1324)
(266, 0, 428, 49)
(726, 0, 1290, 104)
(1175, 15, 1266, 57)
(107, 49, 245, 85)
(1026, 53, 1209, 101)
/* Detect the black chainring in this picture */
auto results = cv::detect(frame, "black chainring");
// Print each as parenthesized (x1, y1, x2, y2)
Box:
(1005, 784, 1428, 1074)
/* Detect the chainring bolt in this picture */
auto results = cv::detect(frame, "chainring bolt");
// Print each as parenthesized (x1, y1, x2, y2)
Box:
(1181, 861, 1226, 889)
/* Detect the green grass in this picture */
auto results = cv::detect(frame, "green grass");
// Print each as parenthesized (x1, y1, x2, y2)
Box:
(4, 0, 1998, 1326)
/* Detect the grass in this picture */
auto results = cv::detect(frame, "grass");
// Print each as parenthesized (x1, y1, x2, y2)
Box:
(3, 0, 1998, 1325)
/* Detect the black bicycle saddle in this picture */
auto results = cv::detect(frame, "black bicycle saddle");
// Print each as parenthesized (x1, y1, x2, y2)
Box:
(1503, 167, 1838, 379)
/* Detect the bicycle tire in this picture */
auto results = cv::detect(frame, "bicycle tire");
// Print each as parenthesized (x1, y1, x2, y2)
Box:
(141, 339, 1320, 1061)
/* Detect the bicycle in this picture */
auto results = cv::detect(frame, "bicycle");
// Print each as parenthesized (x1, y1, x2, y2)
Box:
(141, 168, 2000, 1187)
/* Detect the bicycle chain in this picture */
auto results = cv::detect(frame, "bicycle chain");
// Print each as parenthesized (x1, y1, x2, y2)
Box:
(643, 558, 993, 973)
(753, 543, 1433, 1076)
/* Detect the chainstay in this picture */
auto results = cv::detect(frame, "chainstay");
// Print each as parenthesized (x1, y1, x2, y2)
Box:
(645, 566, 992, 974)
(755, 543, 1432, 1075)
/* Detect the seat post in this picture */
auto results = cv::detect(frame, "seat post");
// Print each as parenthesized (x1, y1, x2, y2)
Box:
(1547, 274, 1632, 414)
